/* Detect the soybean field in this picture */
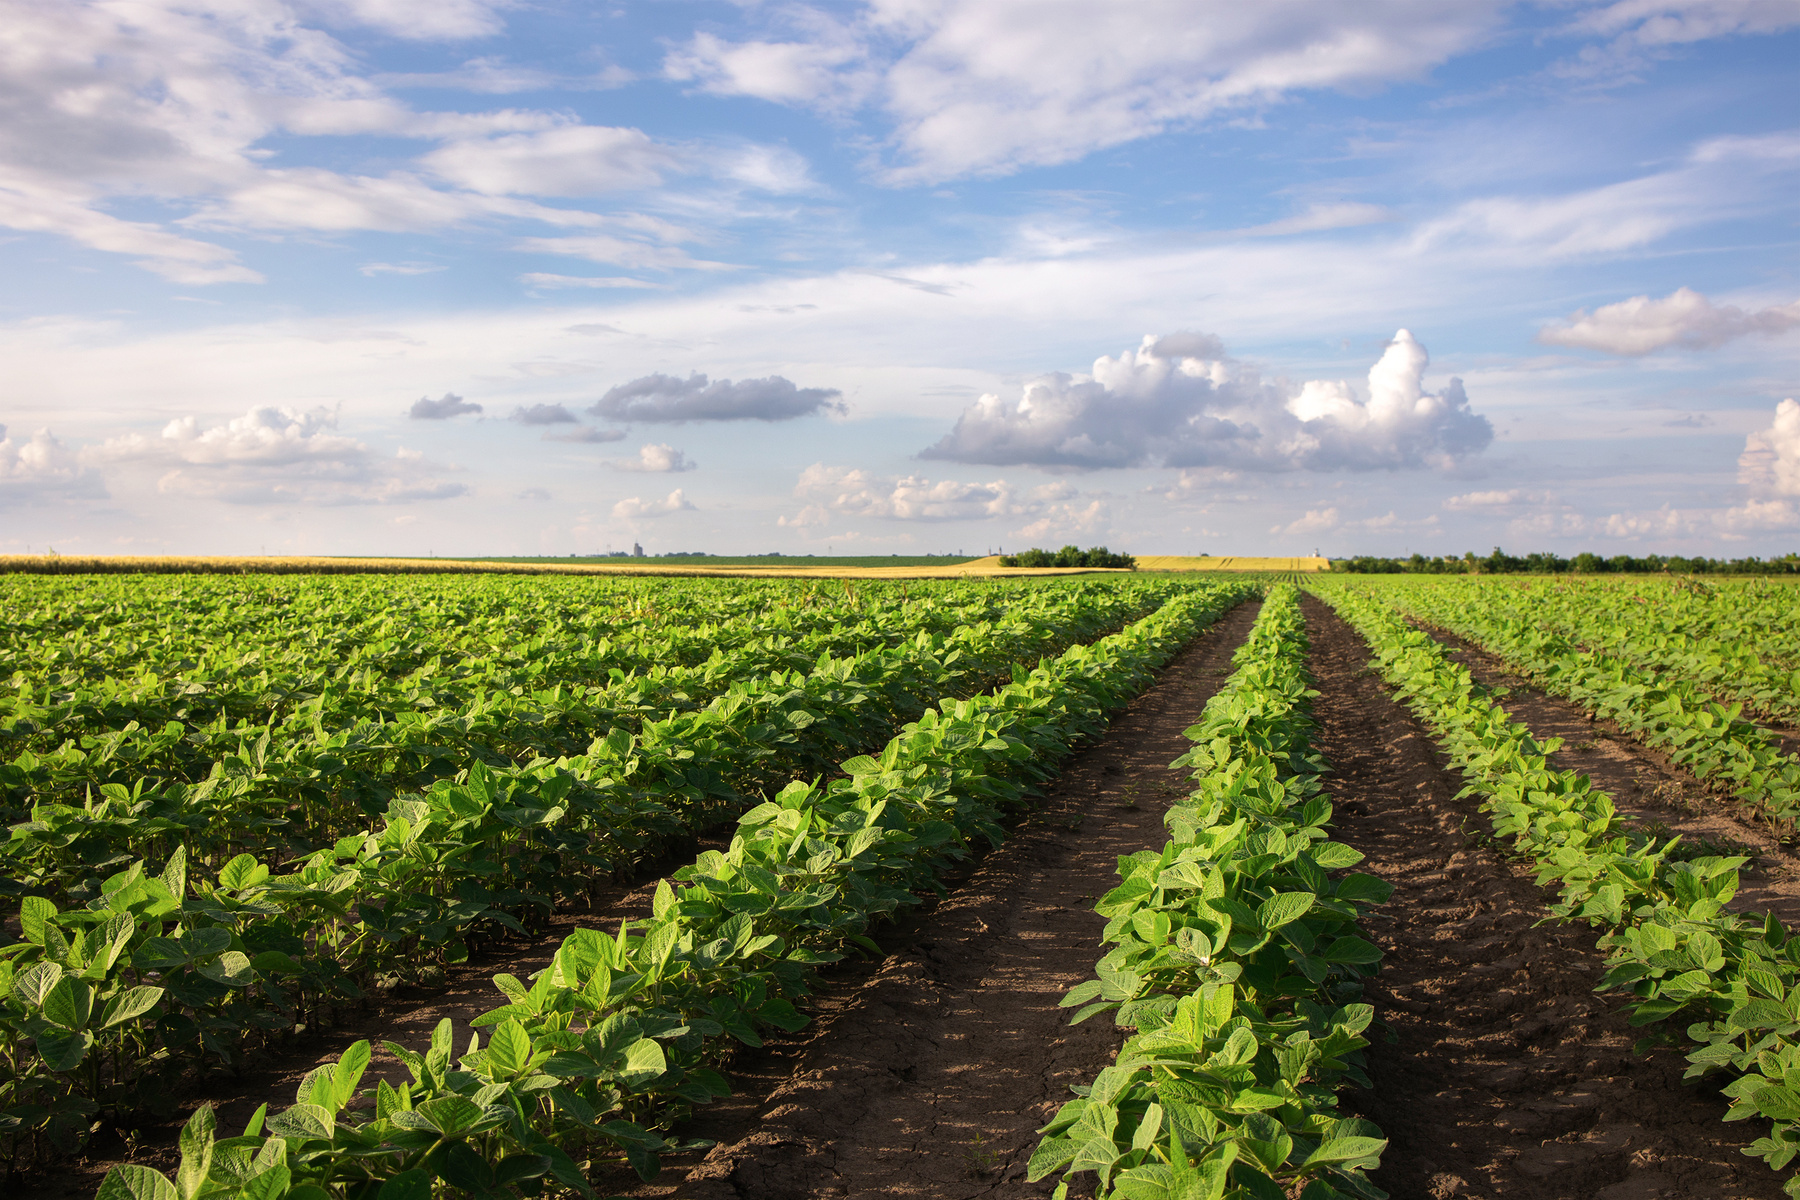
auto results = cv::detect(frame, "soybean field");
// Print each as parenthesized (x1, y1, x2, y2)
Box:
(9, 570, 1800, 1199)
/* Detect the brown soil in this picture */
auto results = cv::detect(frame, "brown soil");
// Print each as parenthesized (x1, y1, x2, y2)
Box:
(1412, 620, 1800, 926)
(589, 596, 1268, 1200)
(1303, 593, 1787, 1200)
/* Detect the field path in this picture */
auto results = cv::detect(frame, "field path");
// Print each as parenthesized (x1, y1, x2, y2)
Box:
(1303, 593, 1784, 1200)
(603, 596, 1266, 1199)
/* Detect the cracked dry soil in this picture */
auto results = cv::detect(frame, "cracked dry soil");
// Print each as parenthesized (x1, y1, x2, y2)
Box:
(603, 596, 1266, 1200)
(1304, 594, 1786, 1200)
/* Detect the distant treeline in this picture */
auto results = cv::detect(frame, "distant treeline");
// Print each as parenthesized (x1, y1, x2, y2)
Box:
(1000, 545, 1136, 569)
(1335, 548, 1800, 575)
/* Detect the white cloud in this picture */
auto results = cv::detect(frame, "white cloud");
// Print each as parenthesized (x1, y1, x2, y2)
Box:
(1539, 287, 1800, 355)
(303, 0, 512, 41)
(514, 234, 735, 273)
(665, 27, 873, 109)
(91, 406, 466, 506)
(786, 464, 1019, 523)
(1571, 0, 1800, 47)
(361, 261, 445, 276)
(409, 392, 482, 419)
(1719, 497, 1800, 532)
(1740, 398, 1800, 496)
(1274, 506, 1340, 535)
(0, 426, 107, 504)
(1443, 488, 1524, 510)
(591, 373, 847, 423)
(544, 426, 629, 444)
(922, 329, 1491, 471)
(666, 2, 1507, 184)
(420, 126, 675, 196)
(520, 273, 664, 290)
(782, 465, 1100, 529)
(1237, 203, 1395, 237)
(509, 403, 579, 425)
(612, 443, 697, 472)
(613, 488, 696, 519)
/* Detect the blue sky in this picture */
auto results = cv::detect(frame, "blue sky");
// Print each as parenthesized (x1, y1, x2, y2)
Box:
(3, 0, 1799, 559)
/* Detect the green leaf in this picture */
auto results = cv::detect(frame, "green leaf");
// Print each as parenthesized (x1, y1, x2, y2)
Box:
(97, 1165, 178, 1200)
(196, 951, 254, 988)
(15, 961, 64, 1008)
(42, 977, 94, 1030)
(101, 986, 165, 1030)
(377, 1169, 431, 1200)
(1321, 936, 1383, 966)
(487, 1019, 531, 1079)
(1257, 892, 1316, 931)
(36, 1028, 94, 1072)
(176, 1106, 216, 1200)
(414, 1095, 484, 1135)
(264, 1103, 334, 1141)
(621, 1038, 667, 1089)
(1301, 1135, 1387, 1169)
(332, 1041, 371, 1111)
(218, 854, 269, 892)
(20, 896, 56, 945)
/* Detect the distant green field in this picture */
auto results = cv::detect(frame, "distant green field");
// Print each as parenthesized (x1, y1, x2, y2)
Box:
(467, 554, 980, 568)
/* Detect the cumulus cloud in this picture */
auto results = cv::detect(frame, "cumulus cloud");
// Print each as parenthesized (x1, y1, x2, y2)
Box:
(1538, 287, 1800, 355)
(0, 425, 107, 504)
(613, 488, 696, 519)
(1740, 398, 1800, 497)
(590, 373, 846, 423)
(92, 406, 466, 505)
(409, 392, 483, 419)
(1444, 488, 1525, 510)
(921, 329, 1491, 472)
(781, 464, 1098, 531)
(611, 443, 697, 472)
(509, 403, 579, 425)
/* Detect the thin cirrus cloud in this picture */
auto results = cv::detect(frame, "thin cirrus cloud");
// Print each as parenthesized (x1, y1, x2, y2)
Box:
(88, 407, 467, 506)
(0, 2, 804, 283)
(920, 329, 1492, 472)
(409, 392, 483, 419)
(1538, 286, 1800, 355)
(544, 426, 629, 444)
(590, 373, 847, 423)
(662, 1, 1509, 183)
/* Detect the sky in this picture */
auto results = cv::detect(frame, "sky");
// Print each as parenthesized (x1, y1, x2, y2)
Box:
(3, 0, 1799, 559)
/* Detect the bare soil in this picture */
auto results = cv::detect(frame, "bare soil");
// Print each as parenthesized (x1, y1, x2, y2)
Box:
(596, 596, 1268, 1200)
(1304, 594, 1786, 1200)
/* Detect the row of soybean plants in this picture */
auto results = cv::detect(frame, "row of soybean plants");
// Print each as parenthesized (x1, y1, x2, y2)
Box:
(0, 574, 1203, 1167)
(1366, 576, 1800, 827)
(1487, 576, 1800, 722)
(1322, 583, 1800, 1196)
(1029, 585, 1391, 1200)
(2, 573, 1073, 896)
(93, 586, 1247, 1200)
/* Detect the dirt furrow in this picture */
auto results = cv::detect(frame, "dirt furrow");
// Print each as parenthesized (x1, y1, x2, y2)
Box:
(1303, 593, 1785, 1200)
(599, 597, 1266, 1200)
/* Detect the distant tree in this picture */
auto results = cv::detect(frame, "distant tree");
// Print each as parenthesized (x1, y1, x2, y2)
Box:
(1000, 545, 1136, 569)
